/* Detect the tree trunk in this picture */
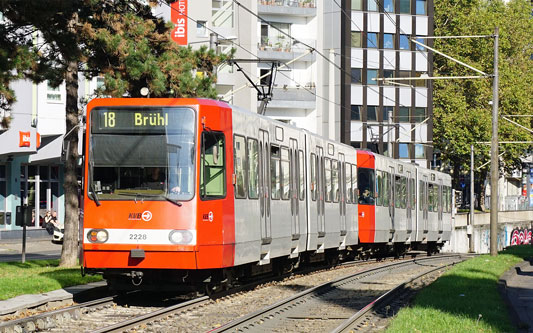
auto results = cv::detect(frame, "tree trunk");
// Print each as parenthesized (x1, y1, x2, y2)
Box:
(60, 58, 80, 267)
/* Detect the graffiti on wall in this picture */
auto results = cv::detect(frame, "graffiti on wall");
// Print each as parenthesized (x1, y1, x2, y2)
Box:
(510, 228, 532, 246)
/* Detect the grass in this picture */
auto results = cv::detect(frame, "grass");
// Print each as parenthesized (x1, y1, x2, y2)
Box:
(0, 260, 102, 301)
(387, 245, 533, 332)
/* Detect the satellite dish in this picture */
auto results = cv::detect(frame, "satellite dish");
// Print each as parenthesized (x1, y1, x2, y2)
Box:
(140, 87, 150, 97)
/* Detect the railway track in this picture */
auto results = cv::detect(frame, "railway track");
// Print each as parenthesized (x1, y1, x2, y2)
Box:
(211, 254, 464, 332)
(0, 253, 462, 332)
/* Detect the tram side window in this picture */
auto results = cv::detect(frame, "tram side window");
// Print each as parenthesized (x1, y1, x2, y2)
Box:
(419, 180, 425, 211)
(281, 147, 290, 200)
(351, 164, 357, 204)
(271, 145, 281, 200)
(400, 176, 407, 209)
(358, 167, 375, 205)
(299, 150, 305, 200)
(410, 178, 416, 210)
(383, 172, 390, 207)
(428, 183, 435, 212)
(201, 131, 226, 199)
(447, 186, 451, 213)
(376, 171, 382, 206)
(234, 135, 247, 199)
(247, 138, 259, 199)
(311, 153, 317, 201)
(332, 160, 339, 203)
(345, 163, 352, 204)
(325, 158, 332, 202)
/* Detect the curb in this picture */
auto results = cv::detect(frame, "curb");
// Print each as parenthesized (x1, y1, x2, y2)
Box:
(0, 281, 108, 316)
(498, 260, 533, 333)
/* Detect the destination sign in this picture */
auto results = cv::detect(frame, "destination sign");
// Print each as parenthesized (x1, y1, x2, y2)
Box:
(91, 107, 195, 134)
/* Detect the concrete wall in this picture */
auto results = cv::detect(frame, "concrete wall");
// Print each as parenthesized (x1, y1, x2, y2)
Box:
(442, 211, 533, 254)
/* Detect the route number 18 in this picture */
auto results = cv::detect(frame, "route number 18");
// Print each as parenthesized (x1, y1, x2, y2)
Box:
(103, 111, 116, 128)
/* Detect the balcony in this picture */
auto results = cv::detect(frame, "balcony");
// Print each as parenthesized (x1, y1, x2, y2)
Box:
(258, 0, 316, 17)
(264, 85, 316, 109)
(257, 38, 316, 62)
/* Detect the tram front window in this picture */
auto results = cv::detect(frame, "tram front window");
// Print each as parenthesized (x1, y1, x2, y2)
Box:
(358, 167, 375, 205)
(89, 107, 196, 201)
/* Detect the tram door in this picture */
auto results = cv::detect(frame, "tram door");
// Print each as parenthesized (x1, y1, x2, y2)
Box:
(421, 176, 429, 231)
(259, 129, 272, 244)
(438, 180, 443, 233)
(389, 166, 395, 231)
(317, 146, 325, 237)
(289, 139, 300, 239)
(406, 171, 412, 232)
(339, 154, 346, 236)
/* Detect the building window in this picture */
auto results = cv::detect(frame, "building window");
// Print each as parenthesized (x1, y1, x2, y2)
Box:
(367, 32, 378, 48)
(383, 70, 394, 85)
(399, 143, 409, 158)
(415, 144, 426, 158)
(351, 142, 361, 149)
(399, 107, 410, 122)
(46, 82, 61, 102)
(400, 0, 411, 13)
(383, 106, 393, 122)
(384, 33, 394, 49)
(415, 36, 426, 51)
(352, 0, 363, 10)
(351, 31, 362, 47)
(367, 106, 378, 121)
(399, 35, 410, 50)
(367, 69, 378, 85)
(398, 70, 411, 85)
(351, 68, 362, 84)
(415, 72, 427, 87)
(367, 0, 378, 11)
(383, 0, 394, 12)
(197, 21, 207, 37)
(351, 105, 361, 120)
(416, 0, 427, 15)
(414, 107, 426, 122)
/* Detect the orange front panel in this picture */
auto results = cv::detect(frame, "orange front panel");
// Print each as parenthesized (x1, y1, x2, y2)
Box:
(84, 250, 197, 269)
(84, 98, 236, 271)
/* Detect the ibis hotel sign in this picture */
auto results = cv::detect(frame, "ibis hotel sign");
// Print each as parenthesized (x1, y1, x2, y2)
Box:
(171, 0, 187, 45)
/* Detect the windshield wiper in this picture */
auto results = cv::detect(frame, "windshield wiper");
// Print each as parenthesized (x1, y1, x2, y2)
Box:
(115, 192, 182, 206)
(162, 195, 183, 207)
(89, 184, 101, 206)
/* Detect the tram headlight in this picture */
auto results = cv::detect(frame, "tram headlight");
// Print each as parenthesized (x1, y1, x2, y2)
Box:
(87, 229, 109, 243)
(169, 230, 195, 245)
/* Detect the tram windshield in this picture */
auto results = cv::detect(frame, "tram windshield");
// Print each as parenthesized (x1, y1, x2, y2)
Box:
(88, 106, 196, 202)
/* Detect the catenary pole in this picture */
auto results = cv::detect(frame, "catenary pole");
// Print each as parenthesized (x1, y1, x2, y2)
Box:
(470, 144, 475, 253)
(490, 27, 499, 256)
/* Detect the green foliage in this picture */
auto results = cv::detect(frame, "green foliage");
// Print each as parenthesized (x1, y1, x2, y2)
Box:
(387, 245, 533, 332)
(0, 259, 101, 301)
(434, 0, 533, 184)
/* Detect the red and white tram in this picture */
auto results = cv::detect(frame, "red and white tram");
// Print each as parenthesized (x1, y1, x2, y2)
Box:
(82, 98, 451, 290)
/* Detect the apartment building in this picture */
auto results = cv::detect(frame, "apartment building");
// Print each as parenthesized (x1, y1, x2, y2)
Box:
(162, 0, 340, 137)
(345, 0, 434, 167)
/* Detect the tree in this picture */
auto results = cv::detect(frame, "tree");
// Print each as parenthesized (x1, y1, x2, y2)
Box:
(0, 0, 227, 266)
(433, 0, 533, 210)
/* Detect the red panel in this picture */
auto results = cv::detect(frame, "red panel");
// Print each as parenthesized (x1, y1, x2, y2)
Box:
(357, 150, 375, 169)
(196, 245, 235, 269)
(84, 250, 197, 269)
(170, 0, 188, 45)
(358, 204, 375, 243)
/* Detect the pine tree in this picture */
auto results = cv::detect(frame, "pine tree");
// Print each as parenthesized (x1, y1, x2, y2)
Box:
(0, 0, 227, 266)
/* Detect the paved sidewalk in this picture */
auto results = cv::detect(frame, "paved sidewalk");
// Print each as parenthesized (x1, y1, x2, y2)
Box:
(500, 259, 533, 333)
(0, 238, 62, 262)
